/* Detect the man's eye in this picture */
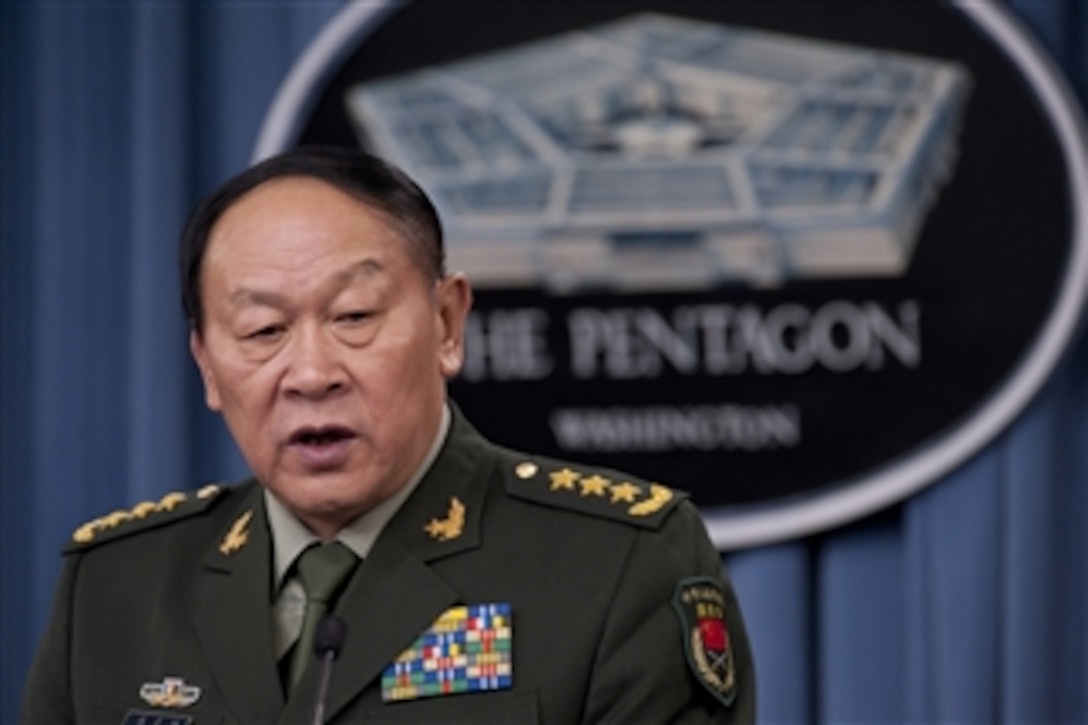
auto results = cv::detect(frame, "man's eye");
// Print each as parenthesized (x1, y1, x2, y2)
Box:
(337, 311, 372, 324)
(245, 325, 284, 340)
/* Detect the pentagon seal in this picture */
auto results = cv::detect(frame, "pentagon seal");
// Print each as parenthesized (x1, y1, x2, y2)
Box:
(673, 577, 736, 707)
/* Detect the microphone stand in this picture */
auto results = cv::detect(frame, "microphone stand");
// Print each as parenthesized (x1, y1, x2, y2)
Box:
(311, 614, 348, 725)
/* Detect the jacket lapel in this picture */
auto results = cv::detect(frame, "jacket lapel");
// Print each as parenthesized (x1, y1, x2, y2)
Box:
(282, 408, 498, 721)
(193, 484, 284, 723)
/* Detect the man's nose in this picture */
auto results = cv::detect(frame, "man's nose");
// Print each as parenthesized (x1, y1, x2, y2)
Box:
(283, 326, 347, 399)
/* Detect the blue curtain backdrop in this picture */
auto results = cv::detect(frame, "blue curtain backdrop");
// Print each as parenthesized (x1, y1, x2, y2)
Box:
(2, 1, 1087, 722)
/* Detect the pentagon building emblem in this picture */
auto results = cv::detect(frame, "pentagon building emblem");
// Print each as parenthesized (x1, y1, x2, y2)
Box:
(263, 1, 1088, 549)
(345, 13, 970, 292)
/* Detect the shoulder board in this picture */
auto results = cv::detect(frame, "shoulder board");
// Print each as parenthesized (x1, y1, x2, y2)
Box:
(63, 484, 229, 554)
(503, 458, 687, 529)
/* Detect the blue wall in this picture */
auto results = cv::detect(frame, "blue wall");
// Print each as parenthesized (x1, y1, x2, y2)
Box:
(3, 2, 1088, 722)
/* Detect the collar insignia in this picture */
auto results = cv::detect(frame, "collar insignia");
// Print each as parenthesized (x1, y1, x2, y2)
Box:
(219, 509, 252, 555)
(424, 496, 465, 541)
(139, 676, 201, 708)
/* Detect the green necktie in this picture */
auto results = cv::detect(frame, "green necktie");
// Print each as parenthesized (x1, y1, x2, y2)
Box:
(288, 541, 359, 693)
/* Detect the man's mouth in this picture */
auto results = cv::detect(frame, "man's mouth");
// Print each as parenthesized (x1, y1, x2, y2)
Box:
(289, 425, 356, 446)
(286, 426, 357, 469)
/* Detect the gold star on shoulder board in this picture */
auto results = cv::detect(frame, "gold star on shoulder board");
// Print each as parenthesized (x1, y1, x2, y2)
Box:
(219, 509, 252, 555)
(130, 501, 158, 519)
(580, 475, 611, 497)
(101, 510, 132, 528)
(157, 492, 187, 512)
(550, 468, 580, 491)
(610, 482, 642, 504)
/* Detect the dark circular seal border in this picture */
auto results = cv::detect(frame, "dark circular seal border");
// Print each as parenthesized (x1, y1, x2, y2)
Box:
(254, 1, 1088, 550)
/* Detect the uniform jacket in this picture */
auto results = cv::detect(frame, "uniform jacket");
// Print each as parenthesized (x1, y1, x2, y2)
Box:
(23, 409, 755, 724)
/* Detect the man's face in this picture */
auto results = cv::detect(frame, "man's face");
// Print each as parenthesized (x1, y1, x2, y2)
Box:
(190, 176, 471, 538)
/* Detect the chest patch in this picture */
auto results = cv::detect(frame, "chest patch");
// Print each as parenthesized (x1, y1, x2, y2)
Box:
(382, 603, 513, 702)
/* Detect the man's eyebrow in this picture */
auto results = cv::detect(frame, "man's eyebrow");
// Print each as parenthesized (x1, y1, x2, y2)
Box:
(335, 258, 383, 285)
(226, 259, 385, 308)
(227, 288, 288, 308)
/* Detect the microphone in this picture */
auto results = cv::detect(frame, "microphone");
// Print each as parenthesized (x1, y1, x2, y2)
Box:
(311, 614, 348, 725)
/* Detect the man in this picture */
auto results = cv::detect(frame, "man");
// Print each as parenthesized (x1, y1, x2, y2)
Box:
(23, 147, 755, 723)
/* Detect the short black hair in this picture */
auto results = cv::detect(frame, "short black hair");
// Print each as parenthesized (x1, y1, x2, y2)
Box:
(180, 146, 444, 331)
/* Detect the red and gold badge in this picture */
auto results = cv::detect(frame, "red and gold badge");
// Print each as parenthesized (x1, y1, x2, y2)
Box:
(673, 577, 737, 707)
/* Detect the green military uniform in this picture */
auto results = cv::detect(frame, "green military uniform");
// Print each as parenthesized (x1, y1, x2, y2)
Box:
(23, 409, 755, 723)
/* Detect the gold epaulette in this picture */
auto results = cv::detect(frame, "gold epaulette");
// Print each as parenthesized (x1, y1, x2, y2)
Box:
(503, 459, 686, 529)
(63, 484, 228, 553)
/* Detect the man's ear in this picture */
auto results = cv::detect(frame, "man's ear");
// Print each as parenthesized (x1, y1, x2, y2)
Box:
(436, 273, 473, 379)
(189, 329, 223, 411)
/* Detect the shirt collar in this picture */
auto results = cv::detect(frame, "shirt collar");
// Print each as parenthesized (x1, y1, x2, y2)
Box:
(266, 404, 452, 590)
